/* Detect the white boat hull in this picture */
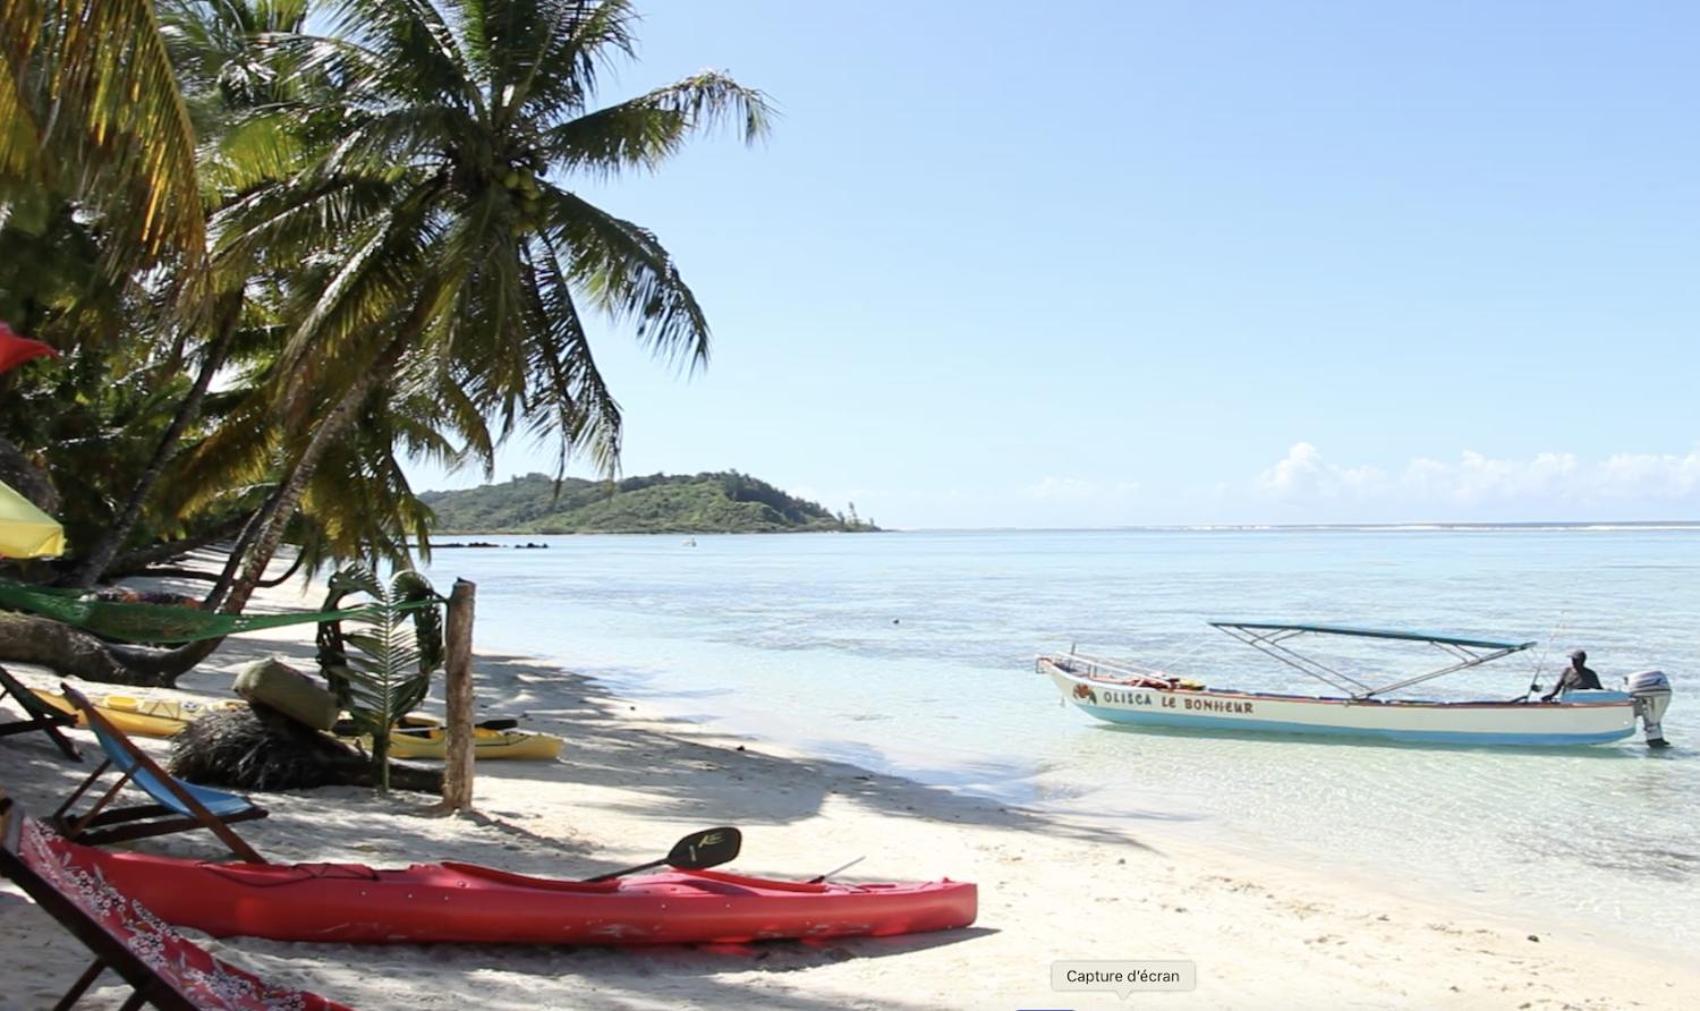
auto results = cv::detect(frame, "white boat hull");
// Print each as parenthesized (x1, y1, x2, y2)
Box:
(1040, 658, 1637, 747)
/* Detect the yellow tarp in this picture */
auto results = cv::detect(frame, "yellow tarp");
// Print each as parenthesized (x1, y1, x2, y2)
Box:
(0, 479, 64, 558)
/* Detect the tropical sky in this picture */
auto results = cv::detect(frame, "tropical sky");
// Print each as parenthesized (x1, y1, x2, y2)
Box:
(405, 1, 1700, 528)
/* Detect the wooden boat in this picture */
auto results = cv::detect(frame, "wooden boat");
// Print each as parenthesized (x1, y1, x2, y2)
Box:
(32, 689, 242, 739)
(1040, 621, 1673, 748)
(78, 844, 978, 945)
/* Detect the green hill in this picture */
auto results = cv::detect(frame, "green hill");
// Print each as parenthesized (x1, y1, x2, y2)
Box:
(419, 472, 880, 534)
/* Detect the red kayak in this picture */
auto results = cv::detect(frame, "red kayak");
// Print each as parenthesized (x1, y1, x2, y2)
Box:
(82, 845, 977, 945)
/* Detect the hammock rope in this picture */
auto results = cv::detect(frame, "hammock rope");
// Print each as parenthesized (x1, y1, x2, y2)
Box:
(0, 578, 440, 646)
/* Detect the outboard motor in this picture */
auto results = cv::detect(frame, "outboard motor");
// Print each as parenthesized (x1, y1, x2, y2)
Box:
(1625, 670, 1672, 748)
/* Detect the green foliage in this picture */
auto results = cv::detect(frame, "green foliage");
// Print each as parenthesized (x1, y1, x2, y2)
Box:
(0, 2, 771, 605)
(319, 564, 442, 792)
(419, 471, 881, 534)
(1, 0, 206, 270)
(0, 201, 210, 557)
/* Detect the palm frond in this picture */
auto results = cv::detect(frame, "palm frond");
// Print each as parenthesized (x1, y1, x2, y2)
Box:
(200, 112, 307, 197)
(325, 562, 442, 792)
(0, 52, 38, 184)
(506, 0, 639, 123)
(323, 0, 487, 117)
(3, 0, 206, 266)
(542, 70, 772, 176)
(543, 186, 711, 371)
(524, 229, 622, 475)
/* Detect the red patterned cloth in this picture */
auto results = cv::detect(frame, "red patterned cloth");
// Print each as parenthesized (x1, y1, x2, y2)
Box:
(0, 321, 57, 374)
(20, 818, 353, 1010)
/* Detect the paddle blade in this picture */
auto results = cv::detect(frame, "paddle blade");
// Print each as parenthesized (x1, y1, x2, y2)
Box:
(668, 827, 741, 871)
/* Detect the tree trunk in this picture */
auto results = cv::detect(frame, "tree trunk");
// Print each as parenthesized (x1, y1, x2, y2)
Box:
(202, 506, 267, 610)
(371, 723, 392, 794)
(103, 511, 251, 578)
(69, 297, 242, 588)
(132, 552, 304, 588)
(217, 355, 389, 617)
(0, 613, 187, 686)
(207, 264, 442, 612)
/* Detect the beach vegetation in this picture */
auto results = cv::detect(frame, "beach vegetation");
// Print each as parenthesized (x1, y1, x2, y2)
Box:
(317, 564, 443, 792)
(421, 471, 882, 534)
(0, 1, 768, 686)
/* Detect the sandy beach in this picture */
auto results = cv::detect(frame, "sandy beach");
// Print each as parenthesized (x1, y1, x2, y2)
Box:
(1, 581, 1696, 1011)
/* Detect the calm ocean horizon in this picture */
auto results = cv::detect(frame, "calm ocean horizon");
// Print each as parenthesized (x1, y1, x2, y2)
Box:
(418, 527, 1700, 956)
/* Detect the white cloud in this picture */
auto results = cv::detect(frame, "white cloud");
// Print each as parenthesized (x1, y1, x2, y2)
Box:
(1252, 443, 1700, 518)
(1255, 443, 1386, 501)
(1596, 451, 1700, 500)
(1422, 450, 1581, 506)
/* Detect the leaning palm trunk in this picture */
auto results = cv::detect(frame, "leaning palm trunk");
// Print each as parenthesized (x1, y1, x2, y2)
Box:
(214, 359, 389, 615)
(70, 295, 243, 588)
(0, 612, 209, 686)
(102, 512, 253, 580)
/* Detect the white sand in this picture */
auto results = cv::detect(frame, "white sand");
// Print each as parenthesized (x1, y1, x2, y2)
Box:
(2, 579, 1696, 1010)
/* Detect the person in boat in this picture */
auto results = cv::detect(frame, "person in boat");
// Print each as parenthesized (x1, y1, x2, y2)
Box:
(1542, 649, 1603, 701)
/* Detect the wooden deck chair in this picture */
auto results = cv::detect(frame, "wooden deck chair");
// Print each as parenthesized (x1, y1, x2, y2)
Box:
(0, 663, 82, 761)
(0, 795, 352, 1010)
(51, 684, 267, 863)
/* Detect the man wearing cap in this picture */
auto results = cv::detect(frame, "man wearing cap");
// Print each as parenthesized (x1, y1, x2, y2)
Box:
(1542, 649, 1603, 701)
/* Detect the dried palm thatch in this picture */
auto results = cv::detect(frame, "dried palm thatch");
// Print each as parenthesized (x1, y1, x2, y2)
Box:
(168, 704, 442, 793)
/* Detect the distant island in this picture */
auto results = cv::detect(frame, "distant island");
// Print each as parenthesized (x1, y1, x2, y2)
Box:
(420, 472, 880, 534)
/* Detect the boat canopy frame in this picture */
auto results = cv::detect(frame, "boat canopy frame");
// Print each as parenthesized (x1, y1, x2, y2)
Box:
(1209, 621, 1537, 700)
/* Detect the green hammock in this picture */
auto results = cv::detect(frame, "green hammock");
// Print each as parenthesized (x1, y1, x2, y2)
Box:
(0, 578, 437, 646)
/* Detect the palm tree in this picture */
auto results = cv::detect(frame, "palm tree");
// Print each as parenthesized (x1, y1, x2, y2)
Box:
(1, 0, 207, 553)
(0, 0, 766, 686)
(204, 0, 770, 613)
(0, 0, 205, 270)
(63, 0, 317, 588)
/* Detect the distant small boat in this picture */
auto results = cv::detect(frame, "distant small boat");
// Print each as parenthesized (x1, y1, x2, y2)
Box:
(1040, 621, 1674, 748)
(682, 537, 697, 547)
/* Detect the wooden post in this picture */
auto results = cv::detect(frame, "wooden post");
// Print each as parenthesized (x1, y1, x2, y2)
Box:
(439, 578, 476, 813)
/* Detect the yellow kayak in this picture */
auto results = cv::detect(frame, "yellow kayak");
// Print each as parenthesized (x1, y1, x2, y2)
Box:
(36, 686, 562, 760)
(380, 720, 563, 762)
(32, 690, 244, 739)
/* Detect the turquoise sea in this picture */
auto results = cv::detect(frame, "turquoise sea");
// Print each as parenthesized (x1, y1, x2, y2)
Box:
(418, 528, 1700, 954)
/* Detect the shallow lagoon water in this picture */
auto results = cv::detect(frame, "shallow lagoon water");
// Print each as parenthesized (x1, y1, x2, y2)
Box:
(420, 528, 1700, 953)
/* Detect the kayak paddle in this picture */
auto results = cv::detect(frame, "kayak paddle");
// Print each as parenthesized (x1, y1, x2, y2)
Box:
(586, 826, 742, 882)
(808, 855, 864, 883)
